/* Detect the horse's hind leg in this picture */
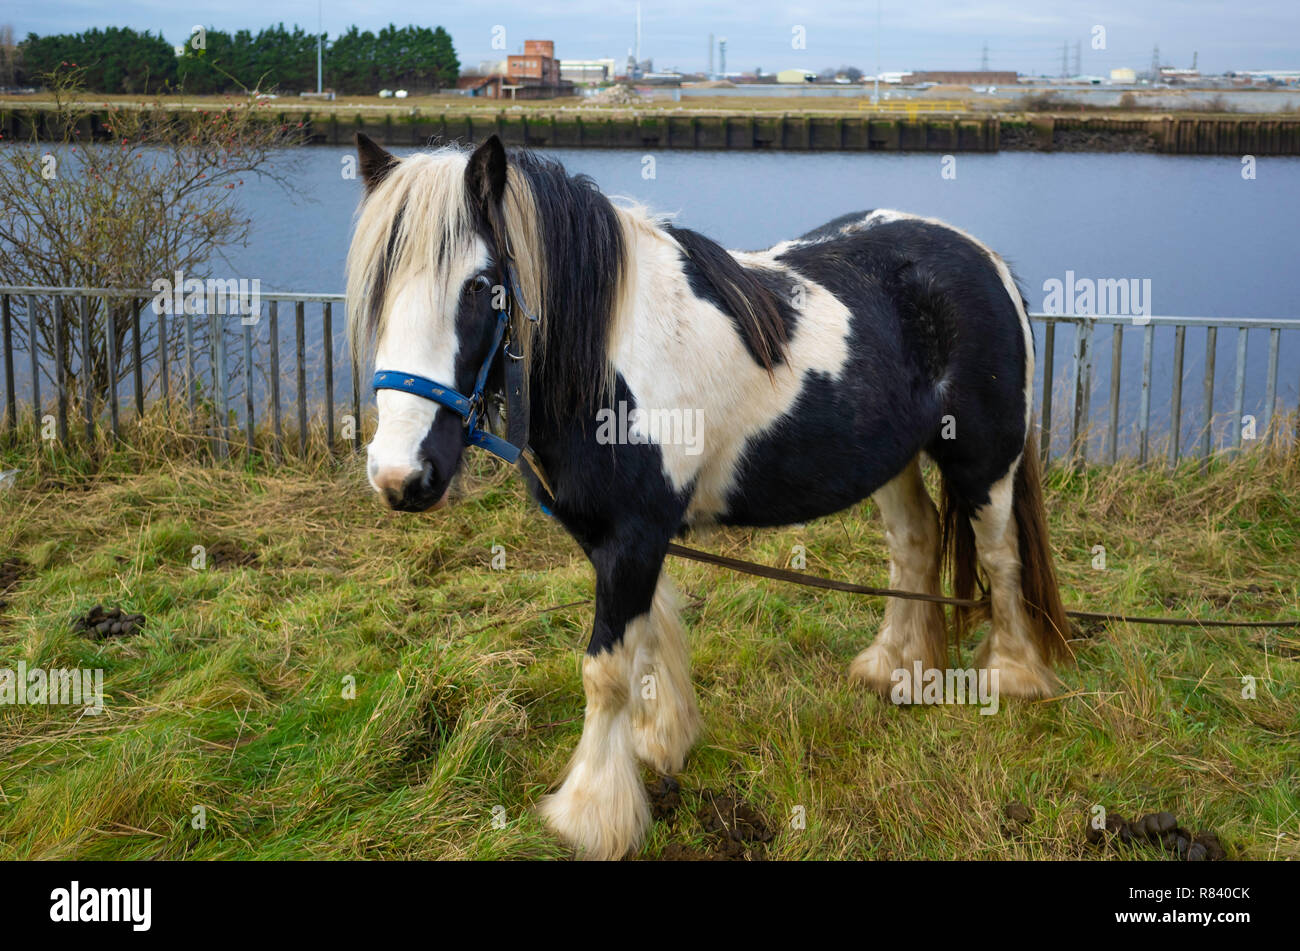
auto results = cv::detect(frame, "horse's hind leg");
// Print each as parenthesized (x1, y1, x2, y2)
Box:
(626, 576, 700, 775)
(967, 461, 1057, 698)
(850, 456, 947, 691)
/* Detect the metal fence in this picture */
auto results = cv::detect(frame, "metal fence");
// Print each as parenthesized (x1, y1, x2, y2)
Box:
(1, 286, 1298, 467)
(0, 286, 357, 461)
(1039, 313, 1299, 468)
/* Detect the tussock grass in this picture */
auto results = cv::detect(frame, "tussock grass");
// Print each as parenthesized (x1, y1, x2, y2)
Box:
(0, 431, 1296, 859)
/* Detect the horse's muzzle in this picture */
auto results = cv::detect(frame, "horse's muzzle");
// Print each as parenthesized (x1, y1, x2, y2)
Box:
(373, 461, 450, 513)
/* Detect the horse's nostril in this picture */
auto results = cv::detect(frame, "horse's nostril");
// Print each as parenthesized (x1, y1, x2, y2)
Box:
(383, 485, 405, 509)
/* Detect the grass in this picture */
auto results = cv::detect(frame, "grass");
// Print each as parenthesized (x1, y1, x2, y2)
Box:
(0, 429, 1297, 860)
(3, 90, 1293, 119)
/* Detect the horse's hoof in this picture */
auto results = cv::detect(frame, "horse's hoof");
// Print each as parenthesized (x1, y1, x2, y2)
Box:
(849, 642, 904, 694)
(977, 651, 1058, 698)
(537, 764, 651, 861)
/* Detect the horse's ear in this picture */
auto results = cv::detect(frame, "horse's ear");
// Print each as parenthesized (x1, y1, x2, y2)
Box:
(355, 132, 398, 193)
(465, 134, 508, 219)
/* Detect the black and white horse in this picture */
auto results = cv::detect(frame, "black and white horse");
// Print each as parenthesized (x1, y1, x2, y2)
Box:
(346, 133, 1070, 860)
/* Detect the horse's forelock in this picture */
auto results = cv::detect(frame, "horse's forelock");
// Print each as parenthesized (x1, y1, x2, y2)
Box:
(347, 145, 634, 427)
(345, 151, 477, 364)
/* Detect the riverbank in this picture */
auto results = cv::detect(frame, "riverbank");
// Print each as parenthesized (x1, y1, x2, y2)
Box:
(4, 96, 1299, 153)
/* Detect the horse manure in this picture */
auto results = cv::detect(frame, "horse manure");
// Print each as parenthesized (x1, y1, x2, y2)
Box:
(647, 776, 682, 821)
(697, 789, 773, 859)
(1084, 806, 1225, 861)
(1193, 831, 1226, 861)
(658, 842, 709, 861)
(206, 541, 258, 569)
(74, 604, 145, 639)
(659, 788, 773, 861)
(1003, 801, 1032, 824)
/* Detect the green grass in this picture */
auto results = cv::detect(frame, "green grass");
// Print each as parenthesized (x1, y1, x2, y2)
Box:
(0, 438, 1297, 859)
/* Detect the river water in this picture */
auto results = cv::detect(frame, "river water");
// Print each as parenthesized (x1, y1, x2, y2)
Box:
(226, 146, 1299, 456)
(5, 146, 1299, 457)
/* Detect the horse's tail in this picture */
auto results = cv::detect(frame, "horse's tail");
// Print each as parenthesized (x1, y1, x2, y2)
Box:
(1010, 433, 1071, 663)
(940, 473, 985, 650)
(940, 430, 1071, 663)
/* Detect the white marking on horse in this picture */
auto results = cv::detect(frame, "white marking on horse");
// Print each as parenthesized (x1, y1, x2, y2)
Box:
(607, 209, 854, 523)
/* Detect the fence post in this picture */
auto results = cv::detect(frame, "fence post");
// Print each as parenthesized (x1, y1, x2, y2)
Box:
(1168, 325, 1185, 467)
(2, 296, 14, 437)
(106, 296, 120, 443)
(1230, 327, 1247, 456)
(296, 301, 307, 458)
(183, 304, 196, 428)
(323, 301, 335, 451)
(212, 292, 229, 460)
(269, 300, 282, 462)
(1070, 318, 1094, 468)
(243, 317, 255, 457)
(1264, 327, 1280, 446)
(157, 302, 170, 415)
(1107, 323, 1122, 463)
(1200, 326, 1217, 471)
(80, 296, 94, 445)
(54, 297, 68, 446)
(131, 298, 144, 419)
(1138, 322, 1154, 464)
(26, 296, 41, 434)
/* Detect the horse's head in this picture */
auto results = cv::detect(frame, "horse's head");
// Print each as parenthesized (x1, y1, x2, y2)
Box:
(346, 133, 522, 512)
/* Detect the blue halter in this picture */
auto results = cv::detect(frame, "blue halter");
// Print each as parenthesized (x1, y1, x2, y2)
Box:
(372, 263, 536, 466)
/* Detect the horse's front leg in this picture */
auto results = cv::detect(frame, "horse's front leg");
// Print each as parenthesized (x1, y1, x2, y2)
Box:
(538, 544, 696, 860)
(627, 575, 700, 776)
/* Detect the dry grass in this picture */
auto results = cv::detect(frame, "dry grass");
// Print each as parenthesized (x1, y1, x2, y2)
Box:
(0, 425, 1296, 859)
(3, 90, 1290, 119)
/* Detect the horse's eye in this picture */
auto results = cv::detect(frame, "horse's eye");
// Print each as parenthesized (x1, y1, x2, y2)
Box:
(473, 275, 492, 291)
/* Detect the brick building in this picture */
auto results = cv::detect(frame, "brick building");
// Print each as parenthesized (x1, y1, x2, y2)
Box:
(508, 41, 560, 86)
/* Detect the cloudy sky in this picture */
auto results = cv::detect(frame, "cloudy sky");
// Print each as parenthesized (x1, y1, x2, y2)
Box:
(14, 1, 1300, 76)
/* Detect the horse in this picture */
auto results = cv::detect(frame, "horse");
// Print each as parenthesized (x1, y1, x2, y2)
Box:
(345, 132, 1070, 860)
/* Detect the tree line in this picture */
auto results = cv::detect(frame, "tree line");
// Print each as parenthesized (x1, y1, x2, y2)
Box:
(11, 23, 459, 94)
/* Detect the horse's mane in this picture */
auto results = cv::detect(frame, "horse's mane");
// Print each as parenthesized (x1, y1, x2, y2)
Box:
(346, 144, 633, 423)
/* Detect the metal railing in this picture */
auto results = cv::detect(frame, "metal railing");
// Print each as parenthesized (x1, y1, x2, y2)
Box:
(0, 286, 354, 461)
(1, 286, 1297, 466)
(1034, 312, 1300, 468)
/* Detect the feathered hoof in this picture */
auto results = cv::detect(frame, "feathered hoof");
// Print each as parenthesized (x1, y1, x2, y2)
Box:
(538, 760, 651, 861)
(977, 649, 1058, 699)
(849, 641, 906, 695)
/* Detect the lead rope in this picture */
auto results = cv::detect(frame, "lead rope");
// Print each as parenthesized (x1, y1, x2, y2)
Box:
(520, 451, 1296, 629)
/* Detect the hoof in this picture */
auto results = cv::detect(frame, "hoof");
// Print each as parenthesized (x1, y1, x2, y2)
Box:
(537, 717, 651, 861)
(849, 642, 905, 694)
(538, 778, 650, 861)
(850, 633, 946, 697)
(976, 648, 1058, 699)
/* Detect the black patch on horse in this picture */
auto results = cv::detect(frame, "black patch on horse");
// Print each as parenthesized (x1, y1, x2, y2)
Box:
(665, 225, 793, 370)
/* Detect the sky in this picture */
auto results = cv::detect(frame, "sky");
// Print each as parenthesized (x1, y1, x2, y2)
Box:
(13, 1, 1300, 76)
